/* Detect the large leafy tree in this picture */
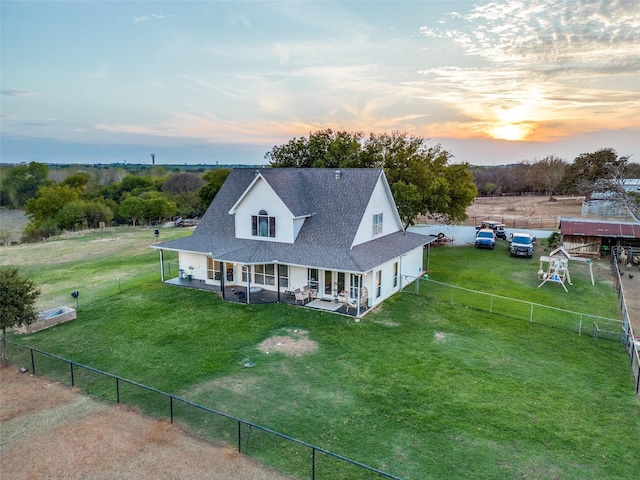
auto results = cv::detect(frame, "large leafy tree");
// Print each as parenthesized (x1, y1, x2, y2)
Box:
(0, 267, 40, 363)
(61, 172, 91, 191)
(162, 172, 206, 218)
(25, 184, 80, 227)
(119, 196, 146, 226)
(1, 162, 51, 208)
(198, 168, 232, 210)
(55, 200, 113, 230)
(526, 155, 567, 199)
(266, 130, 477, 227)
(265, 130, 365, 168)
(559, 148, 625, 196)
(100, 175, 157, 203)
(141, 193, 177, 225)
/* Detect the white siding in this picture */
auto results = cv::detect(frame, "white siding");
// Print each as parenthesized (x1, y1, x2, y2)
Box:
(364, 245, 424, 308)
(178, 252, 207, 281)
(289, 266, 310, 291)
(293, 217, 305, 240)
(233, 178, 295, 243)
(352, 176, 403, 247)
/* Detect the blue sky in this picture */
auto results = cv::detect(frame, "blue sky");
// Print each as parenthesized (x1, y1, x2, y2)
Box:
(1, 0, 638, 166)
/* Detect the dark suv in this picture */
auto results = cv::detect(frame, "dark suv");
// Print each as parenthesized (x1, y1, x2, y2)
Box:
(509, 232, 536, 257)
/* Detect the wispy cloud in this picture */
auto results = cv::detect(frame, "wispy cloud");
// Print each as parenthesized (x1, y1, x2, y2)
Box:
(1, 89, 37, 97)
(133, 13, 168, 24)
(414, 0, 640, 141)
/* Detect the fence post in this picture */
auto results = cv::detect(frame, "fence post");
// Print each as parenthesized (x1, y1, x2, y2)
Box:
(170, 396, 174, 424)
(238, 421, 242, 452)
(70, 362, 74, 387)
(450, 285, 454, 305)
(116, 377, 120, 403)
(312, 447, 316, 480)
(579, 314, 583, 335)
(30, 348, 35, 374)
(530, 303, 533, 323)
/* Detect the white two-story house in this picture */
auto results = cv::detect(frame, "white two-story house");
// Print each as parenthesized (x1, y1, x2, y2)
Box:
(152, 168, 430, 316)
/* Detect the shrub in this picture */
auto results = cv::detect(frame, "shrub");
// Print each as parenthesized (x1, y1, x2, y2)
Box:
(22, 219, 59, 243)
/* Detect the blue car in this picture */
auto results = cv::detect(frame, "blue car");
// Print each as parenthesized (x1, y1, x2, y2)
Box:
(475, 228, 496, 249)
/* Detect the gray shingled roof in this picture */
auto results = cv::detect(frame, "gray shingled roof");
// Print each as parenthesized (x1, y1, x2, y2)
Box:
(153, 168, 431, 273)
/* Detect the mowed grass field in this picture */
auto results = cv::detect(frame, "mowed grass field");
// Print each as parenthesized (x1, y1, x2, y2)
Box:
(2, 227, 639, 480)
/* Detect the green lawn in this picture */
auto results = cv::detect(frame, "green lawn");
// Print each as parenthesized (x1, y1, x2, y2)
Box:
(2, 228, 639, 480)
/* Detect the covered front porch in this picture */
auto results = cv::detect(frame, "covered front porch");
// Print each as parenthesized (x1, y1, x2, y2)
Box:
(164, 277, 370, 318)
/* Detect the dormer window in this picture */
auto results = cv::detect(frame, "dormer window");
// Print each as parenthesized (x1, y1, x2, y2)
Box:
(372, 213, 383, 236)
(252, 210, 276, 238)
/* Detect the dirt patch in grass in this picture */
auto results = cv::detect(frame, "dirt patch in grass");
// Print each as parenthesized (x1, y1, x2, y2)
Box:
(619, 263, 640, 334)
(434, 331, 447, 341)
(258, 329, 318, 356)
(0, 365, 295, 480)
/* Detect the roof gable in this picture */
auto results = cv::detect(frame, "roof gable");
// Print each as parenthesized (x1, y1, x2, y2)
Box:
(227, 172, 296, 218)
(153, 168, 430, 272)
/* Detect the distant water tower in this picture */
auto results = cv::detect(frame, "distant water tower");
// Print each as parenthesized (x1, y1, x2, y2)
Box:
(151, 153, 155, 166)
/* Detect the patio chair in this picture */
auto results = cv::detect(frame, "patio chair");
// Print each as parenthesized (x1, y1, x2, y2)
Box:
(302, 285, 318, 300)
(294, 288, 309, 305)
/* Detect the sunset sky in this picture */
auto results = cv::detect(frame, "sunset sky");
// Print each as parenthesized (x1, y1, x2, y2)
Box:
(1, 0, 638, 166)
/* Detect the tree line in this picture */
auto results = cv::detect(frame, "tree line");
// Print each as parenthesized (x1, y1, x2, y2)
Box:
(0, 162, 231, 242)
(1, 131, 637, 243)
(472, 149, 640, 198)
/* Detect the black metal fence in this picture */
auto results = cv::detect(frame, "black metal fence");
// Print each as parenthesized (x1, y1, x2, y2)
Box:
(4, 340, 403, 480)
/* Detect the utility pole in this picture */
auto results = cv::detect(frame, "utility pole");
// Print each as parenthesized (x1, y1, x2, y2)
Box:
(151, 153, 155, 166)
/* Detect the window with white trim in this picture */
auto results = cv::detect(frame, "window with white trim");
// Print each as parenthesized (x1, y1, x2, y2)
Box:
(372, 213, 383, 236)
(375, 270, 382, 298)
(252, 210, 276, 238)
(242, 265, 248, 283)
(207, 258, 223, 281)
(393, 262, 398, 288)
(308, 268, 319, 290)
(350, 273, 360, 298)
(279, 264, 289, 288)
(254, 264, 275, 285)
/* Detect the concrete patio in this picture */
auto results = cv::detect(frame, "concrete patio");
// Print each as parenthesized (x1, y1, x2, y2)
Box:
(164, 277, 369, 317)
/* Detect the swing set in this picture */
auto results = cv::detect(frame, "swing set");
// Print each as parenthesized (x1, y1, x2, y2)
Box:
(537, 246, 594, 293)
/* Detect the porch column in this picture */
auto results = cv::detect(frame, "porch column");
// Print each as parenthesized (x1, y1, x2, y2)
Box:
(220, 259, 226, 300)
(274, 261, 280, 303)
(357, 274, 362, 317)
(246, 265, 251, 304)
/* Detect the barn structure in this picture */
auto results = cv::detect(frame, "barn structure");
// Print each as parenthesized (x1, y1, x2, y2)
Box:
(581, 178, 640, 218)
(559, 217, 640, 257)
